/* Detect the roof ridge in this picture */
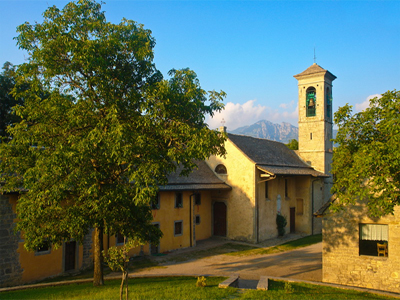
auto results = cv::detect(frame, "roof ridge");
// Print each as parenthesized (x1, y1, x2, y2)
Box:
(228, 133, 285, 145)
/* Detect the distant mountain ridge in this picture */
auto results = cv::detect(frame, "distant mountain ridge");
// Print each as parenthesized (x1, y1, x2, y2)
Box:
(230, 120, 298, 144)
(230, 120, 338, 145)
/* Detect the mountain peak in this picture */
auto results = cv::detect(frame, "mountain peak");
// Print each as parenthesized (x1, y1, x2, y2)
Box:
(230, 120, 298, 143)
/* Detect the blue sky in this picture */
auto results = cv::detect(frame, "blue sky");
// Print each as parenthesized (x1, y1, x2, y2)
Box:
(1, 0, 399, 130)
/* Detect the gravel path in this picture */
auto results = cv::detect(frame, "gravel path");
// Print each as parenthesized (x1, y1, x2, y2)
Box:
(130, 238, 322, 282)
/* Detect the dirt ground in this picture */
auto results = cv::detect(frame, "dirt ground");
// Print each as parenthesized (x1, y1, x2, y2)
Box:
(129, 235, 322, 282)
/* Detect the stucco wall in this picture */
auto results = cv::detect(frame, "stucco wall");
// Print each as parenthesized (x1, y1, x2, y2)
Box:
(207, 139, 256, 242)
(257, 175, 323, 240)
(323, 203, 400, 293)
(112, 190, 213, 256)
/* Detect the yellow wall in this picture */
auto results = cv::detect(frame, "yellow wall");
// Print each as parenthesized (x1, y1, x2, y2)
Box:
(7, 195, 85, 284)
(207, 139, 257, 242)
(256, 175, 321, 240)
(107, 190, 213, 256)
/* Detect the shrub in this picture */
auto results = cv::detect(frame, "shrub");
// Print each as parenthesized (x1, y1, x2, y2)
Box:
(276, 213, 287, 236)
(196, 276, 207, 287)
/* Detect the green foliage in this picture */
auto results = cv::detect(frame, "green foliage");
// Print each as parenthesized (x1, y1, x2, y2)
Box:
(331, 89, 400, 217)
(196, 276, 207, 287)
(103, 239, 139, 300)
(276, 213, 287, 236)
(0, 62, 24, 138)
(0, 0, 226, 285)
(285, 139, 298, 150)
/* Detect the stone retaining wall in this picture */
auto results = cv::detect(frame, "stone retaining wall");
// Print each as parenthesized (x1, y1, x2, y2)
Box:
(0, 194, 23, 287)
(323, 202, 400, 293)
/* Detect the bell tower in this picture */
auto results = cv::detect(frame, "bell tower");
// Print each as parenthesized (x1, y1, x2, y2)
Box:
(294, 63, 336, 177)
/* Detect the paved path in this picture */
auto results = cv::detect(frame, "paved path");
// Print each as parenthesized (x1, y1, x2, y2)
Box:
(130, 238, 322, 282)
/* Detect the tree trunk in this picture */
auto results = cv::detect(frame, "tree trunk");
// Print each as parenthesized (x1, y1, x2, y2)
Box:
(125, 271, 129, 300)
(120, 272, 124, 300)
(93, 226, 104, 286)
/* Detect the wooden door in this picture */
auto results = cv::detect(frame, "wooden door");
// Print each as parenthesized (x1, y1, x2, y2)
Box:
(213, 202, 227, 236)
(64, 241, 76, 272)
(290, 207, 296, 233)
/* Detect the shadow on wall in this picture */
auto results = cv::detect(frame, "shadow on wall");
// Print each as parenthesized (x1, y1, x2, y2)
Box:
(322, 202, 378, 253)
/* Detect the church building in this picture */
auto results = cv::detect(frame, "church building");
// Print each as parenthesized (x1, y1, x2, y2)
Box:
(0, 63, 335, 287)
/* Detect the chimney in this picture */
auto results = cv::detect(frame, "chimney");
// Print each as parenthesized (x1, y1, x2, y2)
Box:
(219, 126, 227, 133)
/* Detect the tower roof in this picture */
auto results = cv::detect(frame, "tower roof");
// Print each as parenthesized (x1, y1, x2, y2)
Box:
(294, 63, 336, 81)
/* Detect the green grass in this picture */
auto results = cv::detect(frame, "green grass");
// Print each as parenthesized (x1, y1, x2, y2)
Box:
(240, 279, 395, 299)
(226, 234, 322, 257)
(160, 243, 258, 263)
(1, 277, 397, 300)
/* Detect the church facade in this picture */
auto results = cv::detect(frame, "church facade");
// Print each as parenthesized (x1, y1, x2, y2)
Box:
(206, 63, 335, 242)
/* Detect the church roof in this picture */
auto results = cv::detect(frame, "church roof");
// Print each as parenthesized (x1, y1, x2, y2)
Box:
(159, 160, 231, 191)
(294, 63, 336, 80)
(228, 133, 328, 177)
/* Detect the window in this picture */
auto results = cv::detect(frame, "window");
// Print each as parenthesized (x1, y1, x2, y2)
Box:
(326, 87, 332, 119)
(151, 193, 160, 210)
(116, 233, 125, 245)
(265, 181, 269, 199)
(195, 193, 201, 206)
(359, 224, 388, 257)
(175, 192, 183, 208)
(306, 87, 316, 117)
(36, 240, 51, 255)
(296, 198, 304, 215)
(284, 179, 289, 198)
(195, 215, 201, 225)
(215, 164, 227, 174)
(174, 221, 183, 236)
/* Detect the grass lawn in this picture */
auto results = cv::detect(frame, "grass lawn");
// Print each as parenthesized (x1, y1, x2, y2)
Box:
(1, 277, 396, 300)
(226, 234, 323, 256)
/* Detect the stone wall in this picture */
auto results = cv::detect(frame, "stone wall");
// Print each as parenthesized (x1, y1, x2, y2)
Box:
(81, 228, 94, 270)
(322, 202, 400, 293)
(0, 194, 23, 287)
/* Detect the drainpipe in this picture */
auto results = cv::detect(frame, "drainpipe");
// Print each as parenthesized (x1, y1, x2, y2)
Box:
(189, 193, 194, 247)
(311, 179, 319, 235)
(257, 176, 276, 244)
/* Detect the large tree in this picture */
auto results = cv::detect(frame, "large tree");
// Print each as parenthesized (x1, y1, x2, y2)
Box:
(0, 0, 226, 286)
(331, 89, 400, 218)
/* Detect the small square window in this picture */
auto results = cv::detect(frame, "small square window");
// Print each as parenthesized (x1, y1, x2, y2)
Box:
(174, 221, 183, 236)
(359, 224, 388, 257)
(195, 215, 201, 225)
(285, 179, 289, 198)
(35, 240, 51, 255)
(296, 198, 304, 215)
(116, 233, 126, 245)
(152, 193, 160, 210)
(195, 193, 201, 206)
(175, 192, 183, 208)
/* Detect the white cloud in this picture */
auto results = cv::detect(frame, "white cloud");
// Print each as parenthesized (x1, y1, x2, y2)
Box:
(279, 100, 295, 110)
(207, 99, 298, 130)
(355, 94, 381, 112)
